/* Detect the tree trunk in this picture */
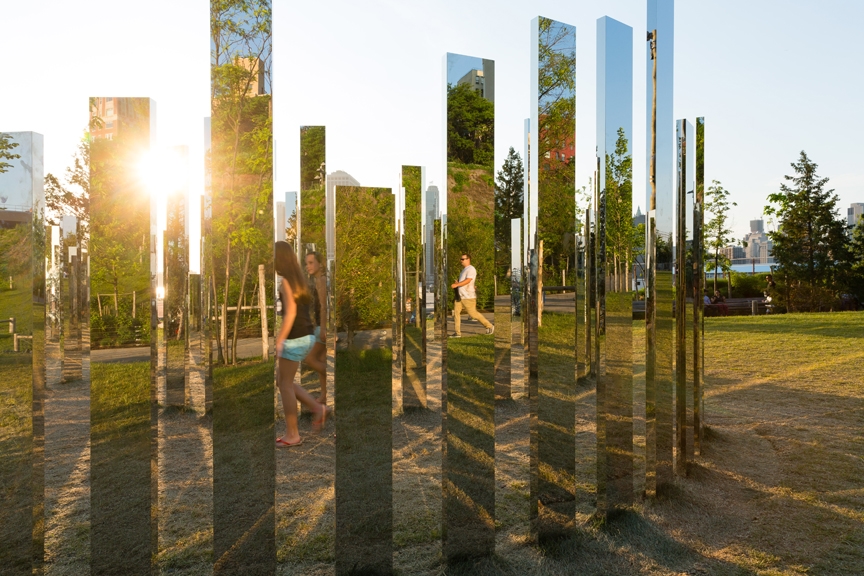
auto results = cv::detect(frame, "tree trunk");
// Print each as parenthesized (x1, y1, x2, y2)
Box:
(231, 248, 252, 365)
(211, 274, 224, 364)
(222, 241, 231, 364)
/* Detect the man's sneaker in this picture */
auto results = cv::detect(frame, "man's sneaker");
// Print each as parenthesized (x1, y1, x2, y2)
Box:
(486, 325, 495, 335)
(451, 333, 462, 338)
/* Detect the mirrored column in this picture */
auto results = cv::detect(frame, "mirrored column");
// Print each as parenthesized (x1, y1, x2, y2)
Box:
(694, 117, 705, 456)
(0, 130, 45, 574)
(299, 126, 327, 410)
(510, 217, 523, 397)
(402, 166, 426, 409)
(530, 15, 578, 537)
(333, 185, 393, 574)
(443, 52, 496, 560)
(676, 119, 695, 475)
(210, 5, 275, 570)
(88, 98, 156, 574)
(164, 147, 189, 408)
(597, 16, 635, 512)
(645, 0, 675, 495)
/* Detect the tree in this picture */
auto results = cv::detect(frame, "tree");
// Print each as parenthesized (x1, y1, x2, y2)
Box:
(446, 83, 494, 166)
(704, 180, 736, 294)
(494, 147, 523, 287)
(846, 216, 864, 304)
(604, 127, 634, 292)
(765, 151, 848, 310)
(210, 0, 273, 364)
(45, 136, 90, 227)
(0, 132, 20, 174)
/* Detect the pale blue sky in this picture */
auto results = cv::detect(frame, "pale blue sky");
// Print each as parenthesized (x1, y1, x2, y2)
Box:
(2, 0, 862, 240)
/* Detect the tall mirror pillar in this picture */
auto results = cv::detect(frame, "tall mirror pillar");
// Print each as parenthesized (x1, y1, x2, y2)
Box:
(443, 52, 496, 561)
(645, 0, 675, 496)
(0, 130, 46, 574)
(209, 4, 275, 570)
(529, 15, 578, 538)
(597, 16, 635, 513)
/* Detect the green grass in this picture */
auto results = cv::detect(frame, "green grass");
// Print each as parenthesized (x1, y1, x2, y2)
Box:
(89, 360, 152, 574)
(334, 348, 393, 573)
(212, 358, 275, 573)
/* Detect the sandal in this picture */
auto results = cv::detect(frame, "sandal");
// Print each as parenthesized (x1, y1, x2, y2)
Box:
(276, 436, 303, 447)
(312, 403, 329, 430)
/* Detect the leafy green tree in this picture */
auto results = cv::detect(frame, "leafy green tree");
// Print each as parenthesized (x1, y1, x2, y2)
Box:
(704, 180, 736, 295)
(846, 216, 864, 304)
(494, 147, 523, 289)
(0, 132, 20, 173)
(764, 151, 848, 310)
(446, 83, 494, 166)
(45, 136, 90, 227)
(403, 166, 423, 301)
(210, 0, 273, 363)
(334, 187, 394, 346)
(604, 127, 634, 292)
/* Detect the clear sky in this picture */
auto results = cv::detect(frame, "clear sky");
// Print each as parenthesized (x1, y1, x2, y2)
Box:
(2, 0, 862, 241)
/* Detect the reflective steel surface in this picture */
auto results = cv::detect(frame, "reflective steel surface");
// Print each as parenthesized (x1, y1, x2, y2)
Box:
(530, 15, 578, 537)
(443, 52, 496, 560)
(646, 0, 675, 495)
(209, 3, 275, 570)
(597, 15, 634, 512)
(334, 186, 394, 575)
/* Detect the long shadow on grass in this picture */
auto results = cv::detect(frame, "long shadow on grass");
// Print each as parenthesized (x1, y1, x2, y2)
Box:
(213, 359, 275, 574)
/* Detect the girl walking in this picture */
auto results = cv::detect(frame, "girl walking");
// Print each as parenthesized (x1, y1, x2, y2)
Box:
(274, 241, 328, 447)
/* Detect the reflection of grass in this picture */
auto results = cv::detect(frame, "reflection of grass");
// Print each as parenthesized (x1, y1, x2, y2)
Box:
(404, 325, 425, 408)
(90, 360, 151, 573)
(0, 350, 33, 572)
(0, 287, 32, 335)
(213, 358, 275, 573)
(536, 312, 579, 533)
(335, 347, 392, 573)
(445, 335, 495, 558)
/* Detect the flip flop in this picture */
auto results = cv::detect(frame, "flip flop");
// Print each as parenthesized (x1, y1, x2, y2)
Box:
(276, 436, 303, 447)
(312, 404, 329, 430)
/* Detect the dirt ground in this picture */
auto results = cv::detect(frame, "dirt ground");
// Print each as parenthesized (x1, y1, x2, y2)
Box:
(39, 313, 864, 575)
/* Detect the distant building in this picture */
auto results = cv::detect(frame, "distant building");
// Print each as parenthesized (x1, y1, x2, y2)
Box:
(720, 245, 746, 260)
(0, 131, 44, 228)
(848, 203, 864, 230)
(456, 59, 494, 103)
(632, 206, 646, 228)
(742, 218, 773, 263)
(236, 57, 266, 96)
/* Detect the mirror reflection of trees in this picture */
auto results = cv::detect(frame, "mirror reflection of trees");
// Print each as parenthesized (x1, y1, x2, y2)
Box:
(89, 98, 151, 349)
(210, 3, 275, 572)
(210, 0, 273, 365)
(605, 128, 638, 293)
(334, 187, 394, 347)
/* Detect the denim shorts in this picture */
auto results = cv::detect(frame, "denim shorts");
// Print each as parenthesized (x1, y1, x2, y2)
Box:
(280, 334, 316, 361)
(314, 326, 323, 343)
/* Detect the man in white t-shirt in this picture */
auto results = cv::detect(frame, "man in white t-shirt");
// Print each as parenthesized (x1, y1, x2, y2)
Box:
(450, 253, 494, 337)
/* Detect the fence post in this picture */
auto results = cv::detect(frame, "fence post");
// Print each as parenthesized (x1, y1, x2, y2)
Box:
(751, 300, 757, 316)
(258, 264, 269, 361)
(8, 317, 14, 334)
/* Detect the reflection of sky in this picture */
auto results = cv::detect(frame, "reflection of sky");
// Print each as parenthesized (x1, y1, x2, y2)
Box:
(597, 17, 632, 158)
(446, 53, 484, 86)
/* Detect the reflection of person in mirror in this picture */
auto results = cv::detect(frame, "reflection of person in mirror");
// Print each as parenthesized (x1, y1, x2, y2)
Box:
(450, 252, 494, 337)
(275, 241, 329, 448)
(305, 251, 328, 406)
